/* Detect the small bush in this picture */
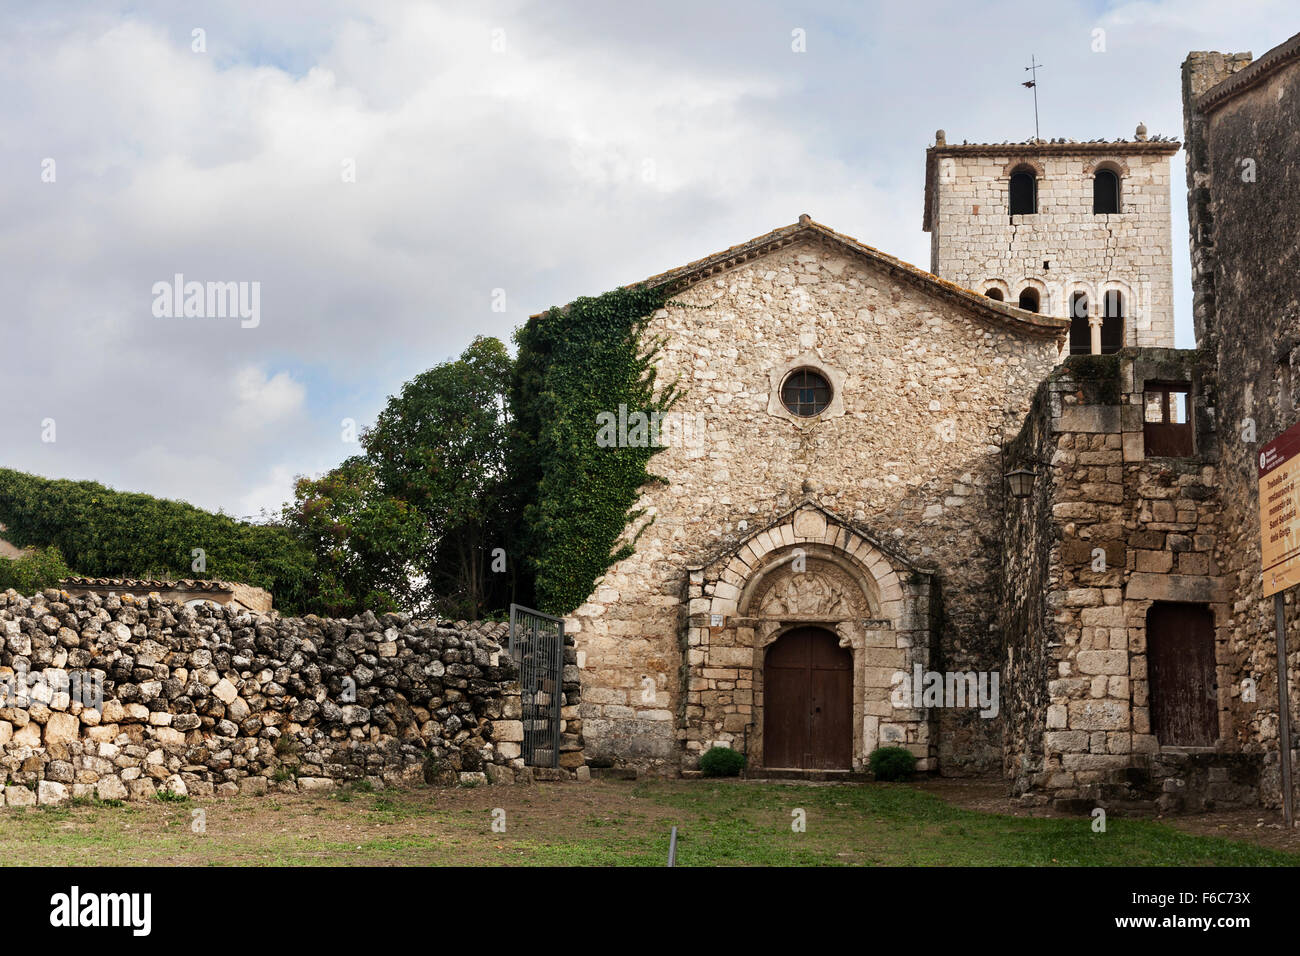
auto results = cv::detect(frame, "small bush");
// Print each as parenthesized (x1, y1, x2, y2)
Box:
(868, 746, 917, 782)
(698, 746, 746, 778)
(0, 546, 71, 594)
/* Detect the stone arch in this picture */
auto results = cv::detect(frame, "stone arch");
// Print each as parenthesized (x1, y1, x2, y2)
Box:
(1001, 157, 1045, 178)
(979, 278, 1011, 302)
(1082, 157, 1130, 179)
(684, 504, 934, 772)
(1014, 276, 1051, 315)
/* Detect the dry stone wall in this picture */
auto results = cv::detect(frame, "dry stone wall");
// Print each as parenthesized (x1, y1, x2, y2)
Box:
(0, 588, 579, 807)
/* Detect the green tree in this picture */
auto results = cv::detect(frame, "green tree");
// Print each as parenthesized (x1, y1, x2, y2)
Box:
(0, 469, 317, 613)
(286, 336, 517, 619)
(363, 335, 516, 618)
(283, 456, 426, 616)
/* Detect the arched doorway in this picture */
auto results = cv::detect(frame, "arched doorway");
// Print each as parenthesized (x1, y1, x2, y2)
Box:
(763, 627, 852, 769)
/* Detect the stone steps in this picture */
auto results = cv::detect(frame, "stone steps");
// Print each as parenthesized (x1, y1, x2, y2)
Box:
(744, 768, 873, 783)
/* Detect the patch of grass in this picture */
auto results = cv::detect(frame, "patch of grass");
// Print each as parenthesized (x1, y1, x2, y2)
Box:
(0, 780, 1294, 867)
(154, 790, 189, 804)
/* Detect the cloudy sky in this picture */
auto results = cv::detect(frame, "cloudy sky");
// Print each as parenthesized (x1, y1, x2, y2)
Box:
(1, 0, 1291, 518)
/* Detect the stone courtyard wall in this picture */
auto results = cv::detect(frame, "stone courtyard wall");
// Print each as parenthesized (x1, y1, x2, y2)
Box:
(569, 232, 1063, 774)
(1001, 350, 1257, 812)
(0, 588, 582, 807)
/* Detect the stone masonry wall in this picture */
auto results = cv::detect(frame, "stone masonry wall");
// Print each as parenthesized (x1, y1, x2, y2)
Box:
(1184, 36, 1300, 810)
(1002, 351, 1256, 812)
(569, 233, 1062, 774)
(927, 140, 1177, 350)
(0, 588, 583, 808)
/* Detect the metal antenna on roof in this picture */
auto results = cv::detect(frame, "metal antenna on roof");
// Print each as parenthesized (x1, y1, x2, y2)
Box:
(1022, 56, 1043, 141)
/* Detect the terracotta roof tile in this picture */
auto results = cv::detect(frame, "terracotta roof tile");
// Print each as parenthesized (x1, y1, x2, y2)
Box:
(60, 577, 237, 593)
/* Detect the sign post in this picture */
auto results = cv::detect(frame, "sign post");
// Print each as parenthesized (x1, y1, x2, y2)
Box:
(1258, 424, 1300, 827)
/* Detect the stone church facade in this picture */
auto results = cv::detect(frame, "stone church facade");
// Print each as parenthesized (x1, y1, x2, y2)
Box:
(550, 29, 1300, 813)
(564, 221, 1068, 776)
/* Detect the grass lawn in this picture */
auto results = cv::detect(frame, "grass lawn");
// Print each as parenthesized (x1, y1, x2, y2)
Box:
(0, 779, 1296, 866)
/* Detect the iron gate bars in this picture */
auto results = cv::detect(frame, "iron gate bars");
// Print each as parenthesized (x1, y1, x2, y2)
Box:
(507, 604, 564, 768)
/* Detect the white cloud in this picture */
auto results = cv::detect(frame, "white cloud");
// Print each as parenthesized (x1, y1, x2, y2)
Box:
(0, 0, 1291, 513)
(231, 368, 306, 425)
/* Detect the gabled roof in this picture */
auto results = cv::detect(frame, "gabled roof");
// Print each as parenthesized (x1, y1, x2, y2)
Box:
(922, 133, 1180, 231)
(538, 215, 1067, 338)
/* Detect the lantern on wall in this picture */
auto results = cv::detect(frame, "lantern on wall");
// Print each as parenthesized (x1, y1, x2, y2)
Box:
(1004, 466, 1038, 499)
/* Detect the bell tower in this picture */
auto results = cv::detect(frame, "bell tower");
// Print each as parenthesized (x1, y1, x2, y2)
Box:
(923, 126, 1180, 355)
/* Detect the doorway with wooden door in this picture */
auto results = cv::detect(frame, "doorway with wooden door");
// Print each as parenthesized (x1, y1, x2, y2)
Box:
(1146, 602, 1219, 747)
(762, 626, 853, 769)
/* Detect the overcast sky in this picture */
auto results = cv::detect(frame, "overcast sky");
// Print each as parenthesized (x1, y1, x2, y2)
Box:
(1, 1, 1291, 518)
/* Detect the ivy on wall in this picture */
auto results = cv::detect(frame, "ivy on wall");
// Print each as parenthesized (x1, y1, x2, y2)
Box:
(512, 285, 679, 615)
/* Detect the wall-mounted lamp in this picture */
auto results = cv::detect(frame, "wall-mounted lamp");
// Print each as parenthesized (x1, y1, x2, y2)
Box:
(1004, 467, 1038, 499)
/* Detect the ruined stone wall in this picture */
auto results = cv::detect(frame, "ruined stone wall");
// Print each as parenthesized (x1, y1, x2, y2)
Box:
(1001, 351, 1255, 812)
(1184, 36, 1300, 809)
(928, 144, 1177, 349)
(1000, 383, 1056, 792)
(569, 236, 1062, 774)
(0, 588, 583, 807)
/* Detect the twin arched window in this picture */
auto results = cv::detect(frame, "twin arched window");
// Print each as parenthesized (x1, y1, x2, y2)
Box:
(1068, 289, 1125, 354)
(1007, 165, 1123, 215)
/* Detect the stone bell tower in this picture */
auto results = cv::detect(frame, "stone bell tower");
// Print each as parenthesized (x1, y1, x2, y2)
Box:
(923, 126, 1180, 355)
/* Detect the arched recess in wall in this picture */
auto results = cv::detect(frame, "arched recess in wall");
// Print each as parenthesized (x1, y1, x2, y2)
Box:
(1008, 164, 1038, 217)
(1015, 278, 1049, 315)
(1099, 281, 1131, 353)
(1084, 159, 1129, 216)
(981, 279, 1010, 302)
(1069, 289, 1091, 355)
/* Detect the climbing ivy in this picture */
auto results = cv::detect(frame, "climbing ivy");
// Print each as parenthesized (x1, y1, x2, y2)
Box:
(512, 285, 679, 614)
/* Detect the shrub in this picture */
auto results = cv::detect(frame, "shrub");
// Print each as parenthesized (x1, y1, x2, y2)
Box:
(698, 746, 746, 778)
(0, 546, 71, 594)
(868, 745, 917, 781)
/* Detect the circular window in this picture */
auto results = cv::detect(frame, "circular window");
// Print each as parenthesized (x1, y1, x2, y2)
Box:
(780, 368, 833, 417)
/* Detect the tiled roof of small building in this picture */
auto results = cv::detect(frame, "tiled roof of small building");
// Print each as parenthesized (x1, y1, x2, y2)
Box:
(60, 577, 238, 593)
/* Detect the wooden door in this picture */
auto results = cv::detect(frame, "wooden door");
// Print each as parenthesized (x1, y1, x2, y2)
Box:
(763, 627, 852, 769)
(1147, 603, 1218, 747)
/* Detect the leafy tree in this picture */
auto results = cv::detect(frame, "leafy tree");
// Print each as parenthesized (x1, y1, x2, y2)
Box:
(287, 336, 517, 619)
(283, 457, 425, 616)
(363, 335, 516, 618)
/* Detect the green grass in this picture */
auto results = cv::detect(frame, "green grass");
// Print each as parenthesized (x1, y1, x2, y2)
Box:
(0, 780, 1294, 866)
(618, 782, 1299, 867)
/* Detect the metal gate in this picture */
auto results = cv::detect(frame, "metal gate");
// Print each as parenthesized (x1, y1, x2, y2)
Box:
(508, 604, 564, 768)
